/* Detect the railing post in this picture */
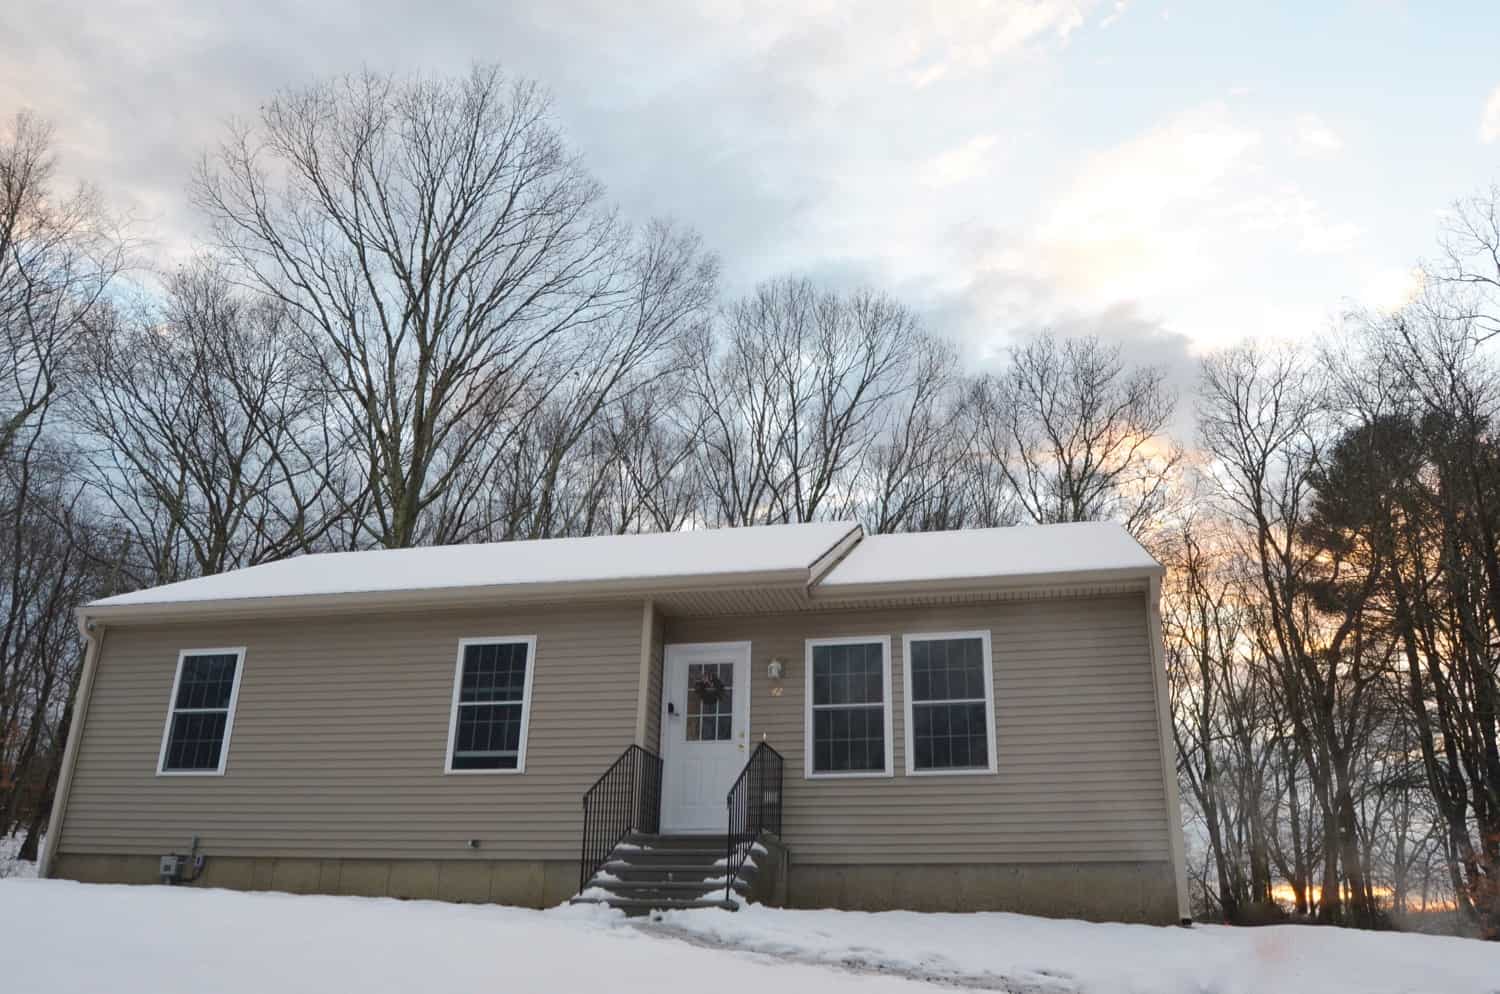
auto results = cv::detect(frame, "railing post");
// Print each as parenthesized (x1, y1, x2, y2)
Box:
(580, 794, 590, 892)
(578, 744, 665, 894)
(724, 742, 783, 904)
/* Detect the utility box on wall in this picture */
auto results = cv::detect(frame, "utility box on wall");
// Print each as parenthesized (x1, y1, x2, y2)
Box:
(159, 854, 187, 884)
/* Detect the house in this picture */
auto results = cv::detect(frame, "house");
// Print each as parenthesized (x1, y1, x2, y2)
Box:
(41, 520, 1190, 923)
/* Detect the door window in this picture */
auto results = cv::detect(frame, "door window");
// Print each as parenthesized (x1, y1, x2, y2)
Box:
(685, 662, 734, 742)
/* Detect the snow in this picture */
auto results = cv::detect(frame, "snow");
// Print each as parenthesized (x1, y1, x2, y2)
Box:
(90, 521, 860, 608)
(0, 832, 39, 879)
(576, 885, 619, 900)
(818, 521, 1161, 589)
(0, 880, 930, 994)
(657, 903, 1500, 994)
(5, 880, 1497, 994)
(88, 520, 1167, 612)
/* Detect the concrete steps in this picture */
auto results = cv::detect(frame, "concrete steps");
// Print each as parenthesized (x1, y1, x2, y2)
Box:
(570, 834, 745, 915)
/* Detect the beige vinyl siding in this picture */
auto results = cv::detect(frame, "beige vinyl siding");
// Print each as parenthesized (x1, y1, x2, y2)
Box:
(59, 602, 642, 862)
(664, 593, 1169, 865)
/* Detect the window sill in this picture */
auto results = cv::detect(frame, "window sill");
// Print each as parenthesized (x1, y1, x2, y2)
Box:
(443, 767, 526, 776)
(904, 766, 998, 777)
(155, 769, 226, 777)
(804, 770, 894, 780)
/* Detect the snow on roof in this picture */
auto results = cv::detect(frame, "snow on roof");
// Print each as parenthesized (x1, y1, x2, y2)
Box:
(817, 521, 1160, 589)
(90, 521, 860, 607)
(87, 520, 1160, 613)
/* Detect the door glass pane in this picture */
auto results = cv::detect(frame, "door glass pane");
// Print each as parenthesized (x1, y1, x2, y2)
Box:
(685, 662, 733, 742)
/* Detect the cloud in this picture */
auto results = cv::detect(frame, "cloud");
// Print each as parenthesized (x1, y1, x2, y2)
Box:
(902, 1, 1098, 86)
(1293, 113, 1343, 157)
(1013, 103, 1360, 295)
(1228, 188, 1360, 255)
(0, 0, 1108, 274)
(0, 0, 1381, 375)
(1357, 266, 1425, 314)
(924, 101, 1366, 356)
(1026, 103, 1262, 301)
(1099, 2, 1129, 29)
(919, 134, 1004, 187)
(929, 270, 1203, 439)
(1482, 84, 1500, 143)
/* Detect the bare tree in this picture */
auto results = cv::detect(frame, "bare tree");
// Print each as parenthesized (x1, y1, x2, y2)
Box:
(0, 444, 110, 858)
(0, 112, 125, 461)
(195, 66, 712, 548)
(1164, 516, 1278, 920)
(1198, 342, 1388, 927)
(687, 277, 931, 527)
(0, 113, 123, 866)
(70, 260, 345, 586)
(1345, 298, 1500, 937)
(1429, 184, 1500, 342)
(597, 386, 702, 534)
(974, 332, 1181, 537)
(853, 334, 976, 533)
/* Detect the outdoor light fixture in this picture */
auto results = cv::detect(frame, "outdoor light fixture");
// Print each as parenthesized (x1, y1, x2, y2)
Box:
(767, 658, 785, 681)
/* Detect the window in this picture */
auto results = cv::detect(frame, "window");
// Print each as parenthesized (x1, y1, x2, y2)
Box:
(685, 661, 734, 742)
(902, 631, 997, 775)
(445, 637, 536, 773)
(157, 648, 246, 775)
(804, 636, 893, 778)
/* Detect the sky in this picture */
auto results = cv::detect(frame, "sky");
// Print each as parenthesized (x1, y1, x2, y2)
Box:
(3, 1, 1499, 390)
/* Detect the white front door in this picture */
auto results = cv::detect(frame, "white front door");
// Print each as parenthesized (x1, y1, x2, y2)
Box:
(659, 642, 751, 833)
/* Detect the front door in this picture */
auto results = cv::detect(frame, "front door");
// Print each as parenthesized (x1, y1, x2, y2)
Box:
(659, 642, 751, 833)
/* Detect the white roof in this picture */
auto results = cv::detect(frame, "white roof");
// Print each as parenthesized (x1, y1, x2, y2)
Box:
(818, 522, 1160, 589)
(87, 520, 1160, 614)
(91, 521, 860, 607)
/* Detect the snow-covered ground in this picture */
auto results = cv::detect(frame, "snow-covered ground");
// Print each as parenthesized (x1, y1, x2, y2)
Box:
(1, 879, 1497, 994)
(0, 832, 39, 879)
(660, 903, 1500, 993)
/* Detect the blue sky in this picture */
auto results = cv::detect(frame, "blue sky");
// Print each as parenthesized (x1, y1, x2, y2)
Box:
(3, 1, 1497, 375)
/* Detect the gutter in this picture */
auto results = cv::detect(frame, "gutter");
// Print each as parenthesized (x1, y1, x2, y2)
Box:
(39, 614, 105, 879)
(807, 563, 1164, 602)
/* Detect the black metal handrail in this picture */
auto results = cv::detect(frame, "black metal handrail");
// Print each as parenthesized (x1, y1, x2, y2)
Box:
(724, 741, 783, 902)
(579, 744, 663, 891)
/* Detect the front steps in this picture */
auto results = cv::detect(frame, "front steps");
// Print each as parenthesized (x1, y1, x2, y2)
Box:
(570, 833, 753, 915)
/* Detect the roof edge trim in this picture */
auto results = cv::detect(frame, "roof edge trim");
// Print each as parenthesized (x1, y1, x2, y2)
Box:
(79, 567, 813, 625)
(808, 563, 1164, 601)
(804, 523, 865, 588)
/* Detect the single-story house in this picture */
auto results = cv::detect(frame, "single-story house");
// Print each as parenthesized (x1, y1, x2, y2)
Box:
(42, 520, 1190, 923)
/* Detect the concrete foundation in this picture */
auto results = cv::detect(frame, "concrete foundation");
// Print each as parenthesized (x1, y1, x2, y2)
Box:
(51, 853, 578, 908)
(786, 860, 1179, 923)
(52, 852, 1175, 923)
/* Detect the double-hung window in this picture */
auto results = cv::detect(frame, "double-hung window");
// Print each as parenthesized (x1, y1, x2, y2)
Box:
(902, 631, 997, 775)
(445, 637, 537, 773)
(804, 636, 893, 778)
(157, 648, 246, 775)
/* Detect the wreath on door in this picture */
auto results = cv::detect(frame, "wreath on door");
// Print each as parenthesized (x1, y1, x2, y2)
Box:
(690, 670, 727, 706)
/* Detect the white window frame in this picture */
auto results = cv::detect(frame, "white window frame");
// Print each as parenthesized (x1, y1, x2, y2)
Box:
(902, 630, 998, 776)
(444, 635, 538, 775)
(803, 635, 894, 780)
(156, 646, 248, 777)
